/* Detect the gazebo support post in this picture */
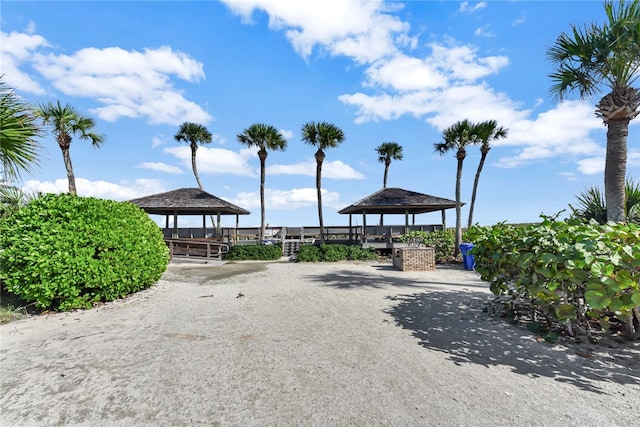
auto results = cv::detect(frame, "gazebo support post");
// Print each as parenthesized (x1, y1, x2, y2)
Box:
(362, 211, 367, 245)
(404, 210, 409, 235)
(349, 214, 353, 245)
(173, 211, 178, 238)
(202, 215, 206, 238)
(217, 211, 221, 238)
(235, 214, 239, 245)
(441, 209, 446, 231)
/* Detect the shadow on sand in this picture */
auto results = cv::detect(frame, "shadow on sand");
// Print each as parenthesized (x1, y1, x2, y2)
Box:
(385, 290, 640, 394)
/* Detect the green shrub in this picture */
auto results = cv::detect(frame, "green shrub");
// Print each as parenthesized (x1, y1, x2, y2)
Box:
(297, 244, 378, 262)
(0, 194, 169, 311)
(224, 244, 282, 260)
(400, 230, 455, 262)
(466, 218, 640, 341)
(296, 244, 321, 262)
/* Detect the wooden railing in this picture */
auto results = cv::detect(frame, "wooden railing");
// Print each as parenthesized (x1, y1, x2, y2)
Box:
(165, 238, 229, 263)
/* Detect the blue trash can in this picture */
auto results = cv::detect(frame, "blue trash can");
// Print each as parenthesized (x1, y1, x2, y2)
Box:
(459, 243, 475, 271)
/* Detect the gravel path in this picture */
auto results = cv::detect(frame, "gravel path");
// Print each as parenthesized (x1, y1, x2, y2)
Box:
(1, 260, 638, 426)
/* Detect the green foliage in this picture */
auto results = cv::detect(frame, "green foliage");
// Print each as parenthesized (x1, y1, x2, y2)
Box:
(399, 230, 455, 262)
(224, 244, 282, 260)
(0, 194, 169, 311)
(466, 218, 640, 340)
(569, 179, 640, 225)
(296, 244, 378, 262)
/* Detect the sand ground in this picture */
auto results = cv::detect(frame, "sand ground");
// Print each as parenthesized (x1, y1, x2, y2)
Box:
(1, 260, 638, 426)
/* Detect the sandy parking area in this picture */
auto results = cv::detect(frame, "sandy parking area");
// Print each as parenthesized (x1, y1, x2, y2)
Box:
(1, 260, 638, 426)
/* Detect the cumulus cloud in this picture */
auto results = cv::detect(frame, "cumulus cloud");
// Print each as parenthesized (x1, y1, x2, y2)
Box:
(0, 30, 49, 94)
(474, 24, 494, 38)
(267, 158, 365, 179)
(221, 0, 408, 63)
(234, 187, 341, 210)
(22, 178, 166, 200)
(163, 146, 256, 177)
(30, 45, 211, 125)
(136, 162, 184, 174)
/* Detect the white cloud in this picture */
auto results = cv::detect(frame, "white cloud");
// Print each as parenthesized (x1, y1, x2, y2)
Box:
(474, 24, 494, 38)
(458, 2, 487, 14)
(30, 44, 211, 125)
(151, 136, 167, 149)
(576, 157, 605, 175)
(221, 0, 408, 63)
(280, 129, 294, 139)
(233, 187, 341, 210)
(0, 30, 49, 94)
(22, 178, 166, 201)
(267, 158, 365, 179)
(163, 146, 256, 177)
(558, 172, 578, 182)
(136, 162, 183, 174)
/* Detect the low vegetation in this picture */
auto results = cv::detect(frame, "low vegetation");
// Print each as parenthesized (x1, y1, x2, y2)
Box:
(224, 244, 283, 260)
(0, 194, 169, 311)
(399, 230, 456, 263)
(466, 218, 640, 341)
(296, 244, 378, 262)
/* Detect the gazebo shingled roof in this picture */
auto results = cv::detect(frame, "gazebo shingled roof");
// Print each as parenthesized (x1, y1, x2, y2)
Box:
(128, 188, 250, 216)
(338, 187, 459, 215)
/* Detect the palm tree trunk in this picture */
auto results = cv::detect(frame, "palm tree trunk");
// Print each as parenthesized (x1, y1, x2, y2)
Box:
(61, 147, 76, 195)
(191, 146, 216, 231)
(468, 152, 488, 228)
(316, 151, 325, 244)
(383, 163, 389, 188)
(259, 155, 267, 243)
(605, 120, 629, 223)
(454, 157, 464, 256)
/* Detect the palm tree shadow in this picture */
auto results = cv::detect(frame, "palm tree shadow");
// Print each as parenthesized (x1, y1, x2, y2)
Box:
(385, 291, 640, 394)
(305, 267, 486, 290)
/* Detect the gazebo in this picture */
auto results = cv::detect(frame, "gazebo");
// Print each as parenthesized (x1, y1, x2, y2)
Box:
(338, 187, 460, 243)
(128, 188, 250, 240)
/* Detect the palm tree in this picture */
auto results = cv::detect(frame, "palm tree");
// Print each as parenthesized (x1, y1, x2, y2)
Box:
(301, 121, 345, 244)
(0, 78, 41, 183)
(375, 142, 403, 188)
(36, 101, 104, 195)
(434, 119, 478, 257)
(548, 0, 640, 222)
(467, 120, 508, 228)
(174, 122, 213, 191)
(375, 141, 403, 225)
(237, 123, 287, 243)
(570, 178, 640, 224)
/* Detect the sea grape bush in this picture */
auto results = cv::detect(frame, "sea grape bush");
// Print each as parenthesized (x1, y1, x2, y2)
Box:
(399, 230, 455, 262)
(0, 194, 169, 311)
(466, 219, 640, 340)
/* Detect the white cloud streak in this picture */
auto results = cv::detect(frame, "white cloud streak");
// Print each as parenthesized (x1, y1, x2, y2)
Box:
(136, 162, 184, 175)
(22, 178, 166, 201)
(267, 158, 365, 179)
(234, 187, 341, 210)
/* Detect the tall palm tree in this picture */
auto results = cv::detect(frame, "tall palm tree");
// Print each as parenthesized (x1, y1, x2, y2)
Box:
(237, 123, 287, 243)
(375, 141, 403, 225)
(0, 78, 41, 183)
(375, 141, 403, 188)
(36, 101, 104, 195)
(174, 122, 213, 191)
(301, 121, 345, 244)
(434, 119, 478, 257)
(467, 120, 508, 228)
(548, 0, 640, 222)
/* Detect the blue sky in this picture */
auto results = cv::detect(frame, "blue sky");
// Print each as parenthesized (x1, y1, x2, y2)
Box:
(2, 0, 638, 228)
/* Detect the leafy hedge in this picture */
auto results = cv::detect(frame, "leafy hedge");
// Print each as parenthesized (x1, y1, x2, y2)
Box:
(466, 218, 640, 341)
(224, 244, 282, 260)
(399, 230, 455, 262)
(0, 194, 169, 311)
(296, 244, 378, 262)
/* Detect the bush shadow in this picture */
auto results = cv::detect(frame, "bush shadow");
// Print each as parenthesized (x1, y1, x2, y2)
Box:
(385, 290, 640, 394)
